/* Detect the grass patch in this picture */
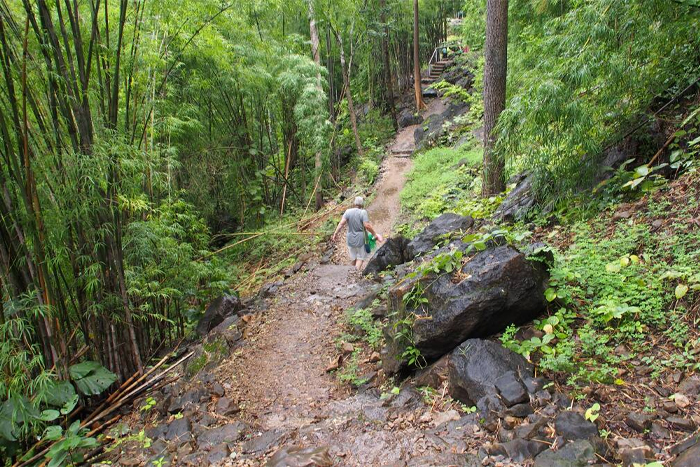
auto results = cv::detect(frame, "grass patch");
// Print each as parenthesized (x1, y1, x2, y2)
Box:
(401, 145, 482, 223)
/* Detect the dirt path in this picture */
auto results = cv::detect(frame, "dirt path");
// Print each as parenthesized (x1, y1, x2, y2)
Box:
(214, 98, 479, 465)
(366, 98, 447, 241)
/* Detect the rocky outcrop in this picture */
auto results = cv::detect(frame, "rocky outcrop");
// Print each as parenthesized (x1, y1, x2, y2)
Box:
(397, 109, 423, 128)
(384, 245, 549, 373)
(414, 101, 470, 150)
(363, 236, 411, 276)
(406, 213, 474, 258)
(447, 339, 534, 405)
(196, 295, 243, 335)
(492, 172, 536, 223)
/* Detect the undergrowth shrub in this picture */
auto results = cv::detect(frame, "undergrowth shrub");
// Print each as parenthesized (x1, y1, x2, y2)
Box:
(503, 180, 700, 385)
(401, 145, 482, 222)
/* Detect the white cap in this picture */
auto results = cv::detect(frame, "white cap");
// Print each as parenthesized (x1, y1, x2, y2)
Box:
(354, 196, 364, 206)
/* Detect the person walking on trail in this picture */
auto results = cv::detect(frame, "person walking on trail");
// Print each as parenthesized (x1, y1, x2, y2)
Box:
(332, 197, 384, 271)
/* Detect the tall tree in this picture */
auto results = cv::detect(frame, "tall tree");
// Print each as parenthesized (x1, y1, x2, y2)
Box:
(333, 25, 364, 157)
(482, 0, 508, 195)
(380, 0, 398, 128)
(413, 0, 426, 111)
(308, 0, 324, 210)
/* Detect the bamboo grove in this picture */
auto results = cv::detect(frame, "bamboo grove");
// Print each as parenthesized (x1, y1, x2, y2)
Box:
(0, 0, 460, 444)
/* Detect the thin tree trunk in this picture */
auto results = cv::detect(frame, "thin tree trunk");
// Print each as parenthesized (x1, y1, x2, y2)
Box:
(380, 0, 397, 129)
(334, 28, 363, 157)
(413, 0, 426, 111)
(307, 0, 324, 211)
(482, 0, 508, 196)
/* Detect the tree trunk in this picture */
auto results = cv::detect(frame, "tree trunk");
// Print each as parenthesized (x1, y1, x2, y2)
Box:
(334, 29, 363, 157)
(380, 0, 397, 129)
(307, 0, 324, 211)
(413, 0, 426, 111)
(482, 0, 508, 196)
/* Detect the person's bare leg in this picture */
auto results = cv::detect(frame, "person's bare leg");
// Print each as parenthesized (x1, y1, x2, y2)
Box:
(355, 260, 364, 271)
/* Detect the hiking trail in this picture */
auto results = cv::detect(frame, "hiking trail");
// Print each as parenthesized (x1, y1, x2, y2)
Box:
(215, 97, 481, 465)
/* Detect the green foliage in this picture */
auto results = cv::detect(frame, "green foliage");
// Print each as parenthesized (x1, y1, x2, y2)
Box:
(345, 306, 383, 350)
(68, 362, 117, 397)
(43, 421, 98, 467)
(358, 158, 380, 185)
(401, 145, 483, 222)
(503, 183, 700, 385)
(476, 0, 700, 202)
(337, 350, 368, 386)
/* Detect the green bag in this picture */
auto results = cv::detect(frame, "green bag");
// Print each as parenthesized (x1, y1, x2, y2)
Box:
(368, 232, 377, 251)
(363, 229, 376, 253)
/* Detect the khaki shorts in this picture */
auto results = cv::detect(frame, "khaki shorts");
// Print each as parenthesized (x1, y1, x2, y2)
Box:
(348, 245, 370, 261)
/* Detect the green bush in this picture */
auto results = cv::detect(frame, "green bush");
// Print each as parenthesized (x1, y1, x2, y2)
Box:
(401, 146, 482, 222)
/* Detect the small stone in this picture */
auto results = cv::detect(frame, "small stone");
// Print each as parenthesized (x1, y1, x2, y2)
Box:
(625, 411, 655, 432)
(211, 382, 225, 397)
(651, 219, 663, 229)
(678, 375, 700, 396)
(613, 210, 631, 220)
(164, 417, 192, 442)
(499, 438, 548, 462)
(620, 447, 651, 466)
(206, 443, 230, 464)
(674, 440, 700, 467)
(242, 429, 284, 454)
(533, 390, 552, 407)
(215, 397, 240, 416)
(672, 393, 692, 409)
(514, 417, 546, 440)
(431, 409, 460, 427)
(552, 391, 571, 409)
(534, 440, 596, 467)
(197, 422, 246, 448)
(522, 377, 547, 395)
(666, 416, 696, 432)
(554, 411, 598, 441)
(664, 401, 679, 413)
(369, 352, 381, 363)
(506, 403, 534, 418)
(671, 435, 700, 467)
(498, 428, 515, 443)
(651, 421, 670, 439)
(341, 342, 354, 354)
(495, 371, 529, 407)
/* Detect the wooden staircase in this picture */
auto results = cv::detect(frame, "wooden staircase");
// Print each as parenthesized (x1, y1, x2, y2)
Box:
(421, 60, 449, 84)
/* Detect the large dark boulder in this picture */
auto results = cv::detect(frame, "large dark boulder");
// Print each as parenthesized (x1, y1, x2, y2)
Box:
(414, 101, 470, 150)
(196, 295, 243, 335)
(406, 213, 474, 258)
(397, 109, 424, 128)
(493, 172, 536, 223)
(364, 236, 411, 276)
(384, 245, 549, 374)
(448, 339, 533, 405)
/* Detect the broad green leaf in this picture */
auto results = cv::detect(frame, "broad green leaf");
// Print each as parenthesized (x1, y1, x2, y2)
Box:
(473, 240, 487, 251)
(68, 361, 103, 380)
(675, 283, 689, 300)
(545, 288, 557, 302)
(39, 410, 60, 422)
(44, 380, 77, 408)
(43, 425, 63, 441)
(60, 394, 79, 415)
(605, 262, 621, 273)
(70, 362, 117, 396)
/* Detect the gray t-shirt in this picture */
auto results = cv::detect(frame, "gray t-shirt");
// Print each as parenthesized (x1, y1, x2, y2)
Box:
(343, 208, 369, 248)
